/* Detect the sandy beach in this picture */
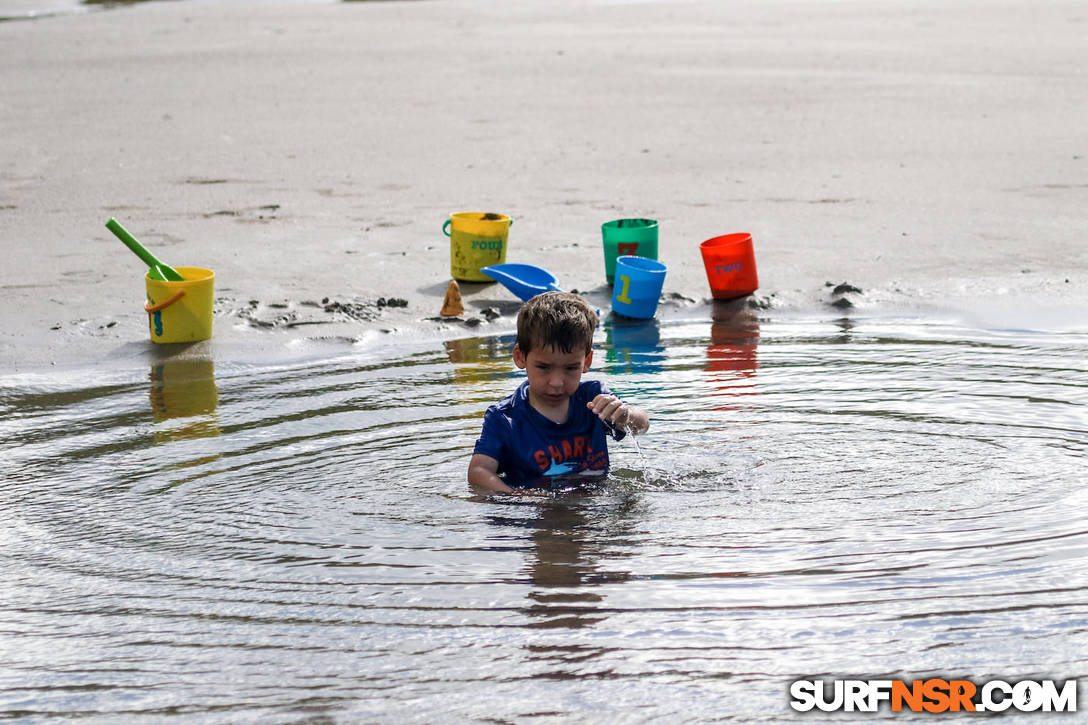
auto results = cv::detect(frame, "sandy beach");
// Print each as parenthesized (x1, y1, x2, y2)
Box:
(2, 0, 1086, 374)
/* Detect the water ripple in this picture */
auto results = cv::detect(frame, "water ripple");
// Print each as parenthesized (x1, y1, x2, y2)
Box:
(1, 314, 1086, 721)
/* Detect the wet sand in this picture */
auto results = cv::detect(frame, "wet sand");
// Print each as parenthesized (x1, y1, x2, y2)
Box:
(2, 0, 1086, 373)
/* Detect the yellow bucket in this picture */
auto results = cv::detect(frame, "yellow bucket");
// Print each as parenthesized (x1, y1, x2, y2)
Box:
(144, 267, 215, 343)
(443, 212, 512, 282)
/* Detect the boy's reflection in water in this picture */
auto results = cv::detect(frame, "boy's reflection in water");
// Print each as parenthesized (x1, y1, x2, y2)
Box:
(486, 491, 640, 673)
(524, 500, 604, 629)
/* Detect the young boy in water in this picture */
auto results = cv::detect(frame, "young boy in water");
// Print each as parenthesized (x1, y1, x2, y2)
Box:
(468, 291, 650, 494)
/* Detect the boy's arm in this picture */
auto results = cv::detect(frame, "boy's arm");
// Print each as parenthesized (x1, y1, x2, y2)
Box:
(587, 394, 650, 435)
(468, 453, 517, 494)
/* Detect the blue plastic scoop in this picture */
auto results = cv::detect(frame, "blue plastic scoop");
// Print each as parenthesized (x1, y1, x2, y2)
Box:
(480, 263, 562, 302)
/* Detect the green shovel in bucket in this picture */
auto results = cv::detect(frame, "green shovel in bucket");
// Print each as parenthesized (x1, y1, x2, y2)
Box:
(106, 218, 185, 281)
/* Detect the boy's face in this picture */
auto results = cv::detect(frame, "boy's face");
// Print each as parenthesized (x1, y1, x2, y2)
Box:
(513, 343, 593, 409)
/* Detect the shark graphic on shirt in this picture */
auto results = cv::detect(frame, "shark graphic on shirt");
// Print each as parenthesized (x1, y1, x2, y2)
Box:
(543, 459, 576, 476)
(530, 433, 610, 478)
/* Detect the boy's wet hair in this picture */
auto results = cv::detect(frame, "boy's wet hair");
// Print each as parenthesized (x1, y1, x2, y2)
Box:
(516, 292, 598, 355)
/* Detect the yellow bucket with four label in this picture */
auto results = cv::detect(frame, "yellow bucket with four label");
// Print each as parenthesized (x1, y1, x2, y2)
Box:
(144, 267, 215, 343)
(443, 212, 512, 282)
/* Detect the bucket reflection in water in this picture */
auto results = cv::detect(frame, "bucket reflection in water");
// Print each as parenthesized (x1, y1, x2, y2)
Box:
(445, 335, 516, 387)
(706, 300, 759, 410)
(445, 335, 518, 438)
(603, 315, 665, 375)
(148, 357, 220, 443)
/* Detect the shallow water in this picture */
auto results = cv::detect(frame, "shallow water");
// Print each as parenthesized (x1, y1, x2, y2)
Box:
(2, 307, 1087, 722)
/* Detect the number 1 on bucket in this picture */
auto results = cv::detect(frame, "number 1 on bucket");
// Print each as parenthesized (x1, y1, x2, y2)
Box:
(615, 274, 632, 304)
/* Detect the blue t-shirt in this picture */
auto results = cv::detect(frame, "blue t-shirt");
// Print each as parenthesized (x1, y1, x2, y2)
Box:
(473, 379, 626, 488)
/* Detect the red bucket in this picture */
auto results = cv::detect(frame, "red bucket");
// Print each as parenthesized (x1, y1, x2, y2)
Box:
(700, 233, 759, 300)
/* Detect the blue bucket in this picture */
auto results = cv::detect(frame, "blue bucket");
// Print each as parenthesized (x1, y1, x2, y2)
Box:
(611, 255, 667, 319)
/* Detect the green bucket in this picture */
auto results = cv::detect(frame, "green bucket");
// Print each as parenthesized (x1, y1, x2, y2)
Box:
(601, 218, 659, 284)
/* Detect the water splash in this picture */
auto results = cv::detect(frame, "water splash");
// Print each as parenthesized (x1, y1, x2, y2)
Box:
(624, 422, 646, 463)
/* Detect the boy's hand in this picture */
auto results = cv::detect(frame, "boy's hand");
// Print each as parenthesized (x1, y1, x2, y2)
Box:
(588, 394, 651, 435)
(588, 393, 632, 429)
